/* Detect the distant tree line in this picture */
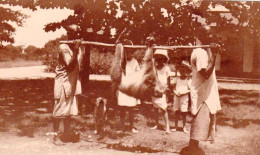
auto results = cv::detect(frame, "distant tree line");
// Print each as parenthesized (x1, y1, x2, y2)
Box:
(0, 44, 45, 61)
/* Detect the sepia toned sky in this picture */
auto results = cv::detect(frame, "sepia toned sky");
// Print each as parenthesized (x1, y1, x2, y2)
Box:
(5, 5, 73, 48)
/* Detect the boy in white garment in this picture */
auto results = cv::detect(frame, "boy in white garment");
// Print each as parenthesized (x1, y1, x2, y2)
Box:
(172, 60, 192, 133)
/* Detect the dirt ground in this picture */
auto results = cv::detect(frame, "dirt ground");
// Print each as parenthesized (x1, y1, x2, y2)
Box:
(0, 78, 259, 155)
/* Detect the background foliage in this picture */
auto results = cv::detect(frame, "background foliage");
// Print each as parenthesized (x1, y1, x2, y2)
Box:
(0, 0, 259, 75)
(0, 44, 44, 62)
(1, 0, 259, 45)
(0, 5, 27, 48)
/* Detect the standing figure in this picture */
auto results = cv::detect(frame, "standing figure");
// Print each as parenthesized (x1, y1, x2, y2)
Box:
(52, 40, 82, 145)
(172, 60, 192, 133)
(180, 39, 221, 155)
(151, 49, 171, 133)
(117, 49, 140, 133)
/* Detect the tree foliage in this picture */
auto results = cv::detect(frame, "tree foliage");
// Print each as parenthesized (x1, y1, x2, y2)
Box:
(0, 5, 27, 48)
(1, 0, 259, 46)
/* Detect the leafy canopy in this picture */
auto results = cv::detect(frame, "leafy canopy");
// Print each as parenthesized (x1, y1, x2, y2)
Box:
(0, 0, 259, 46)
(0, 5, 27, 48)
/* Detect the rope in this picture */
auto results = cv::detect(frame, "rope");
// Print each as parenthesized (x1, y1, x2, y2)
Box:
(59, 40, 211, 49)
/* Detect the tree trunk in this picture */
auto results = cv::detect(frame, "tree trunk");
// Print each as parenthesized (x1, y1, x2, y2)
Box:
(81, 45, 90, 93)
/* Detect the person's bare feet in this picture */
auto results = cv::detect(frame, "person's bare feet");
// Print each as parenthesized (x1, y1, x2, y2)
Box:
(150, 125, 158, 130)
(131, 128, 138, 134)
(165, 129, 171, 134)
(183, 127, 189, 133)
(53, 135, 65, 146)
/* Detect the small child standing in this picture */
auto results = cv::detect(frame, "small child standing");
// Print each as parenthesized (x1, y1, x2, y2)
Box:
(117, 48, 140, 134)
(172, 60, 192, 133)
(151, 49, 171, 133)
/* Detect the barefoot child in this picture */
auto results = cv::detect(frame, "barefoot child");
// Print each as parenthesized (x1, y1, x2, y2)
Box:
(117, 45, 140, 134)
(172, 60, 191, 133)
(151, 49, 171, 133)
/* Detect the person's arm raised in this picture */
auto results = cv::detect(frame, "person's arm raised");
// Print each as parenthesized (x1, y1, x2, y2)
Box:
(198, 43, 220, 79)
(60, 40, 82, 69)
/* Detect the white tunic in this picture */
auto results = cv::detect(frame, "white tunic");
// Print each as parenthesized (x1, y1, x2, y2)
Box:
(190, 48, 221, 115)
(117, 58, 140, 107)
(173, 77, 191, 112)
(53, 44, 82, 117)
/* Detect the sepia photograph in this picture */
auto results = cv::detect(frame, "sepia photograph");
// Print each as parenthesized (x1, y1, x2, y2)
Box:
(0, 0, 259, 154)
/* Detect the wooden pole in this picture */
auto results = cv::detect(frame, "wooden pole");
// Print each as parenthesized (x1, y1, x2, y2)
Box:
(59, 40, 212, 86)
(59, 40, 211, 50)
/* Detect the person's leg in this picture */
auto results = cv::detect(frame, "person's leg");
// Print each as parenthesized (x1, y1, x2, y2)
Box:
(53, 97, 65, 145)
(151, 108, 159, 129)
(208, 113, 216, 143)
(180, 104, 210, 155)
(119, 106, 126, 131)
(172, 111, 179, 131)
(63, 116, 71, 142)
(182, 112, 188, 133)
(63, 116, 80, 142)
(64, 116, 71, 136)
(129, 107, 134, 129)
(162, 109, 170, 133)
(155, 108, 159, 126)
(53, 117, 61, 133)
(53, 117, 64, 145)
(129, 107, 138, 133)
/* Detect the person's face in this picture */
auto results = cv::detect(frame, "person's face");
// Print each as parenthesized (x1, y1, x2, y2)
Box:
(155, 56, 167, 69)
(179, 66, 190, 76)
(126, 51, 133, 59)
(67, 24, 80, 40)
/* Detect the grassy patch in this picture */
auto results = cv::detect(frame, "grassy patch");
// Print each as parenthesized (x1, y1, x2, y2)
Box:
(217, 89, 260, 128)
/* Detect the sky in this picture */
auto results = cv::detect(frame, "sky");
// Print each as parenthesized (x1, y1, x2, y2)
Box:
(5, 5, 73, 48)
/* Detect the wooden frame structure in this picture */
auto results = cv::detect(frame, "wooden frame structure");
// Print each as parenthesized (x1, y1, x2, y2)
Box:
(60, 40, 211, 50)
(59, 40, 213, 92)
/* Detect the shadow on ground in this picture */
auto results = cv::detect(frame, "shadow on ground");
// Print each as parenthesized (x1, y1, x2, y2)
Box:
(0, 79, 259, 153)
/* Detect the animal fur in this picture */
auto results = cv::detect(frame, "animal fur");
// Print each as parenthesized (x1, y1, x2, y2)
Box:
(77, 45, 85, 73)
(110, 43, 166, 100)
(94, 97, 107, 135)
(110, 44, 127, 84)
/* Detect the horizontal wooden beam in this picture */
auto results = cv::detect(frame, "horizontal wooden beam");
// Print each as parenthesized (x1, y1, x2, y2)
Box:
(59, 40, 211, 49)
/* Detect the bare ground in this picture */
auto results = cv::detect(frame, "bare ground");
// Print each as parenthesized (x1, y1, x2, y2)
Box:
(0, 66, 260, 155)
